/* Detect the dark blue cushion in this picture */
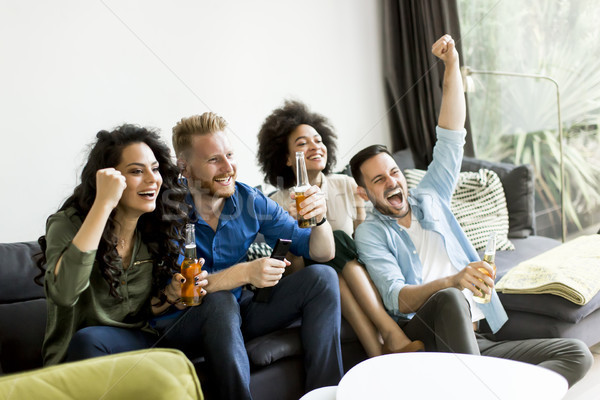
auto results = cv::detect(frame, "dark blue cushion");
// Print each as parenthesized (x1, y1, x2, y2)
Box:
(0, 242, 45, 303)
(462, 157, 535, 238)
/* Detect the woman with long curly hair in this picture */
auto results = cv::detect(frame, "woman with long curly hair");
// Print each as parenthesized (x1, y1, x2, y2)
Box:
(257, 100, 424, 357)
(36, 124, 208, 366)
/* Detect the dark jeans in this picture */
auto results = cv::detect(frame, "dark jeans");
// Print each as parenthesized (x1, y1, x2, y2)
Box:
(66, 264, 343, 399)
(398, 287, 593, 387)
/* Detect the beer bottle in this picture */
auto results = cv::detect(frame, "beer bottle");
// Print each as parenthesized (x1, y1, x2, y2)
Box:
(294, 151, 317, 228)
(474, 231, 497, 304)
(181, 224, 202, 306)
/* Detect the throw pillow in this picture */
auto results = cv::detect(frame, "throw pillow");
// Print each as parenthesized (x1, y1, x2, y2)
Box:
(462, 157, 535, 238)
(404, 168, 514, 251)
(247, 242, 273, 261)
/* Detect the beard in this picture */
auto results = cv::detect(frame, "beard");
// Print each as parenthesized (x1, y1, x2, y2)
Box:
(369, 186, 411, 219)
(190, 172, 237, 199)
(373, 201, 411, 219)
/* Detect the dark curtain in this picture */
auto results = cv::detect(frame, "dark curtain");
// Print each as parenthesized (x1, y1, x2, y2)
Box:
(383, 0, 474, 169)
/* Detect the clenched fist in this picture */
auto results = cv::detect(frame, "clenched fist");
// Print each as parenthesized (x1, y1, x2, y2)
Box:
(432, 34, 459, 65)
(95, 168, 127, 210)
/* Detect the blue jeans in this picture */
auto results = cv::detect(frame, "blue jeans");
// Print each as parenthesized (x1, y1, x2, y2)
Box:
(240, 264, 343, 392)
(66, 264, 343, 399)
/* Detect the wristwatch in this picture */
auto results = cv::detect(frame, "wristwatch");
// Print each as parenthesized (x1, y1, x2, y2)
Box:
(316, 216, 327, 226)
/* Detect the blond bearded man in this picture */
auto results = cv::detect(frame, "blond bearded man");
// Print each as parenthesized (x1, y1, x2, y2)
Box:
(170, 113, 342, 399)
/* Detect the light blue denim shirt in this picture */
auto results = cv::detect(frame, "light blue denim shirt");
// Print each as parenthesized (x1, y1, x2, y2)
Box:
(355, 126, 508, 333)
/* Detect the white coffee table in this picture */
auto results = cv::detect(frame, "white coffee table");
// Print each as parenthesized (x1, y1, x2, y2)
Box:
(336, 352, 568, 400)
(299, 385, 338, 400)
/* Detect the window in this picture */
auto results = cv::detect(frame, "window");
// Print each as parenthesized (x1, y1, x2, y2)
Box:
(458, 0, 600, 239)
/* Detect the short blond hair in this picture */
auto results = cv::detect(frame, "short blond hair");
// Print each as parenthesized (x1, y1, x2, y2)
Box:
(172, 112, 228, 159)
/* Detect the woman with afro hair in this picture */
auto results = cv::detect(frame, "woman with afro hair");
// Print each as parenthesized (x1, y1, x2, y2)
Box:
(257, 100, 423, 357)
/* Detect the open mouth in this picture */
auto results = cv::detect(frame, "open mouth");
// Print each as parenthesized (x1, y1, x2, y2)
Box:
(137, 190, 157, 199)
(214, 176, 233, 186)
(307, 154, 323, 161)
(385, 187, 404, 208)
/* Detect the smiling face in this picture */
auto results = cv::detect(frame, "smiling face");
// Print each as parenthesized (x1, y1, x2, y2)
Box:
(286, 124, 327, 174)
(358, 153, 411, 222)
(115, 142, 163, 217)
(182, 130, 237, 198)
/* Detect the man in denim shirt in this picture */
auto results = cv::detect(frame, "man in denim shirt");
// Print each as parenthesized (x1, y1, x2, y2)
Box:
(350, 34, 592, 387)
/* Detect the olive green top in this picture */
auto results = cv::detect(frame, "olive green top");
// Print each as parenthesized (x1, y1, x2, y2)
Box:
(42, 207, 156, 365)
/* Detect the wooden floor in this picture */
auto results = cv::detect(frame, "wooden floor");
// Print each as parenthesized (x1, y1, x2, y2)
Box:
(563, 342, 600, 400)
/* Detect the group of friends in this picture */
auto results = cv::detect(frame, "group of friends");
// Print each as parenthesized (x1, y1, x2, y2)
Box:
(36, 35, 593, 399)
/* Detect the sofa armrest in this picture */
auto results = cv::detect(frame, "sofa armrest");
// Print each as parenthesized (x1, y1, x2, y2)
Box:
(461, 157, 536, 238)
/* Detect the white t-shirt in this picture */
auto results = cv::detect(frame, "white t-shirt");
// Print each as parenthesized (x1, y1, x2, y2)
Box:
(405, 218, 485, 322)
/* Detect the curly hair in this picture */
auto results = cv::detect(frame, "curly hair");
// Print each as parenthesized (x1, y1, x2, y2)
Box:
(35, 125, 189, 299)
(257, 100, 338, 189)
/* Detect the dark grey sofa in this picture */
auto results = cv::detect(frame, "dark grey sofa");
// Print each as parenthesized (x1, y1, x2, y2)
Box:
(393, 150, 600, 347)
(0, 241, 367, 400)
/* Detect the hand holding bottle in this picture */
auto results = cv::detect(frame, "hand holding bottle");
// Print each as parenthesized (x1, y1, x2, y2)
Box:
(181, 224, 206, 306)
(162, 270, 208, 310)
(292, 186, 326, 226)
(294, 151, 326, 228)
(452, 262, 494, 297)
(474, 232, 497, 304)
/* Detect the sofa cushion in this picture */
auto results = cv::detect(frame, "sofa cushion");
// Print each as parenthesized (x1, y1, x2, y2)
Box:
(0, 242, 48, 374)
(245, 325, 302, 368)
(461, 157, 535, 238)
(486, 306, 600, 347)
(0, 299, 46, 373)
(244, 317, 360, 368)
(0, 242, 45, 302)
(498, 292, 600, 324)
(405, 168, 514, 251)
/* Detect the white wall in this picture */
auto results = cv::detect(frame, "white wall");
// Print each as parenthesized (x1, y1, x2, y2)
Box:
(0, 0, 392, 243)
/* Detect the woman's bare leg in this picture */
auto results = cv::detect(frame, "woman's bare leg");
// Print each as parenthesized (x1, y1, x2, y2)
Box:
(342, 259, 422, 353)
(338, 274, 384, 358)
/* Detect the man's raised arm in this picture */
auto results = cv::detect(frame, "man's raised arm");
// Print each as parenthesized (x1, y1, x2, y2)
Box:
(433, 34, 466, 131)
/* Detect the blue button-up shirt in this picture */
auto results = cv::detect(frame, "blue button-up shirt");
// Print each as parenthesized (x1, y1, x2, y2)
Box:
(186, 181, 312, 299)
(355, 126, 508, 333)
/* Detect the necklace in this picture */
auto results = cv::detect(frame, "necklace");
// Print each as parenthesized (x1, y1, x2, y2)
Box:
(118, 238, 126, 250)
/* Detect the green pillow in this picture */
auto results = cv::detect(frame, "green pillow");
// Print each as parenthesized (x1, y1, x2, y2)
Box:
(0, 348, 203, 400)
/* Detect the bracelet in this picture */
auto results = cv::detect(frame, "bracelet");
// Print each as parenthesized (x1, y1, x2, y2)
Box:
(316, 216, 327, 226)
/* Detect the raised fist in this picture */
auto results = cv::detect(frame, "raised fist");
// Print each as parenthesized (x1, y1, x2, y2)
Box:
(95, 168, 127, 209)
(431, 34, 459, 65)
